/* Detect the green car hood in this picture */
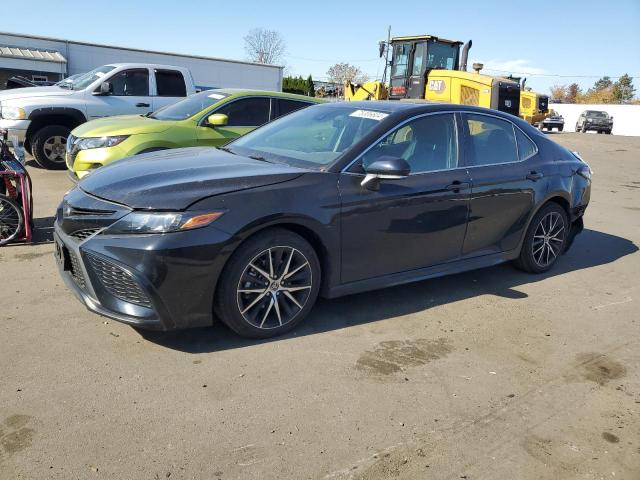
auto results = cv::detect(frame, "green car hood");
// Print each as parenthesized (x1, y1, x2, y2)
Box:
(72, 115, 176, 137)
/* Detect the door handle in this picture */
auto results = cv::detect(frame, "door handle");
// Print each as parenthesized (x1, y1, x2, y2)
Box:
(446, 181, 470, 192)
(136, 102, 150, 108)
(526, 171, 544, 181)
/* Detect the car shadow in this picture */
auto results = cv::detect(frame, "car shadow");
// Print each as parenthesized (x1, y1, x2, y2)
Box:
(32, 216, 55, 244)
(138, 228, 638, 353)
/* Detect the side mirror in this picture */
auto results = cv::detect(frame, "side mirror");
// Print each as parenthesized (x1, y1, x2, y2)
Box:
(94, 82, 112, 95)
(361, 156, 411, 190)
(610, 116, 614, 120)
(206, 113, 228, 127)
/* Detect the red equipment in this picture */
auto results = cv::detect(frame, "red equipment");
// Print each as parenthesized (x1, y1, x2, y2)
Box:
(0, 130, 33, 245)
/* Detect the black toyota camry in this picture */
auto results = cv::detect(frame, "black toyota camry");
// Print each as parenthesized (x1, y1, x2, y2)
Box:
(54, 102, 591, 338)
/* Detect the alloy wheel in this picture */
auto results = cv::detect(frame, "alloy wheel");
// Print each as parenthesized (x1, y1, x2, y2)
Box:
(531, 211, 565, 268)
(43, 135, 67, 163)
(236, 246, 313, 329)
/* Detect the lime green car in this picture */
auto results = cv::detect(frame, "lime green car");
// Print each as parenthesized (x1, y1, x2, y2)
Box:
(66, 89, 323, 179)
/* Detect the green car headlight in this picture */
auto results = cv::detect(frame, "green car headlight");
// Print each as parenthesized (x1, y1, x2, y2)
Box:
(105, 211, 225, 234)
(76, 135, 129, 150)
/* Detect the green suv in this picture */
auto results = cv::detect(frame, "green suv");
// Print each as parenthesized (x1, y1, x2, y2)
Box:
(67, 89, 322, 179)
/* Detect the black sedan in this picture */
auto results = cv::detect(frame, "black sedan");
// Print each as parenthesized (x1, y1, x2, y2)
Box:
(54, 102, 592, 338)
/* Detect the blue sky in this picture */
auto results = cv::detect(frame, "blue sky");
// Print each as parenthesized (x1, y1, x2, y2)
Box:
(1, 0, 638, 96)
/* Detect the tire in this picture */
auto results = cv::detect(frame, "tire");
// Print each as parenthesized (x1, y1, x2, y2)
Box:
(558, 126, 563, 132)
(575, 123, 580, 132)
(0, 194, 24, 245)
(214, 228, 321, 338)
(598, 130, 603, 134)
(582, 125, 588, 133)
(514, 202, 568, 274)
(31, 125, 70, 170)
(606, 130, 612, 135)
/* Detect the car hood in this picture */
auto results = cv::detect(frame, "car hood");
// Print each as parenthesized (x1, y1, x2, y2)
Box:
(79, 147, 306, 210)
(0, 86, 75, 101)
(72, 115, 175, 137)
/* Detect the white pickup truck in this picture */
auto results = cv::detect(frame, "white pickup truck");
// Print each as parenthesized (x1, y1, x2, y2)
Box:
(0, 63, 197, 169)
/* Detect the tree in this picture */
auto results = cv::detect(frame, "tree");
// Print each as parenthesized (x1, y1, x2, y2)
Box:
(612, 74, 636, 103)
(566, 83, 582, 103)
(307, 74, 315, 97)
(244, 28, 286, 65)
(549, 84, 567, 103)
(593, 76, 613, 91)
(326, 62, 368, 85)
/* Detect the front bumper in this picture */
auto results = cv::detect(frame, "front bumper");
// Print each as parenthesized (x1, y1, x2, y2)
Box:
(0, 119, 30, 144)
(66, 144, 129, 174)
(54, 218, 236, 330)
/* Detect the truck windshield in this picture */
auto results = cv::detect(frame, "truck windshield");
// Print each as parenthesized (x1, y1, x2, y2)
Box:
(67, 66, 116, 90)
(149, 90, 230, 120)
(426, 41, 458, 70)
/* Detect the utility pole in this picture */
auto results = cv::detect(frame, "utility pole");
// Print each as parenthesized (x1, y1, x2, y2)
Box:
(381, 25, 391, 84)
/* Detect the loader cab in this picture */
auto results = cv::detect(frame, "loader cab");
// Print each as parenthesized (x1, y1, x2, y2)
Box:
(388, 36, 462, 100)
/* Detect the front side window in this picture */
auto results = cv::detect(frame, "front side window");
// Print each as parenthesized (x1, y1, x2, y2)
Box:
(155, 69, 186, 97)
(391, 43, 410, 78)
(465, 114, 518, 166)
(358, 113, 458, 174)
(217, 98, 271, 127)
(108, 69, 149, 96)
(229, 105, 385, 168)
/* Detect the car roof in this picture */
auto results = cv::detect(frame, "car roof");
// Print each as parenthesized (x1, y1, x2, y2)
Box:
(106, 63, 189, 70)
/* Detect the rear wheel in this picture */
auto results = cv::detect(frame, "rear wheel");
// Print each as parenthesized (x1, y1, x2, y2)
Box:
(214, 228, 321, 338)
(31, 125, 70, 170)
(558, 126, 564, 132)
(0, 195, 24, 245)
(514, 203, 568, 274)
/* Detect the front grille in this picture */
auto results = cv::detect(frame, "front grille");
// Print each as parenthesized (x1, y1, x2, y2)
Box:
(70, 228, 100, 242)
(86, 254, 152, 308)
(67, 249, 86, 289)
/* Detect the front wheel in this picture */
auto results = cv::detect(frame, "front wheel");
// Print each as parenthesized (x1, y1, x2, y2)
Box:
(31, 125, 70, 170)
(0, 195, 24, 245)
(215, 228, 321, 338)
(558, 126, 564, 132)
(514, 203, 568, 274)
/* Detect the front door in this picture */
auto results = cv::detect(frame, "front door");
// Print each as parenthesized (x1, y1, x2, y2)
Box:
(86, 68, 153, 119)
(407, 41, 427, 99)
(460, 113, 543, 256)
(196, 97, 272, 147)
(339, 112, 471, 283)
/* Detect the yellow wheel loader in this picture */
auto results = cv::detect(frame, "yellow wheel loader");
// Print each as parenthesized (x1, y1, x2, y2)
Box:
(345, 35, 521, 117)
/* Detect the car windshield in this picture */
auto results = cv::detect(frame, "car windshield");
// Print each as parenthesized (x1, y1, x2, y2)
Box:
(586, 111, 608, 118)
(149, 90, 230, 120)
(228, 105, 388, 169)
(66, 65, 116, 90)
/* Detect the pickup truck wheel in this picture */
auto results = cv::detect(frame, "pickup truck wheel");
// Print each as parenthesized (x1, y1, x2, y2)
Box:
(32, 125, 70, 170)
(558, 126, 563, 132)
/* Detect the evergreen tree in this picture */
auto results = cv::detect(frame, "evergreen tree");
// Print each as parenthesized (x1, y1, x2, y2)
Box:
(612, 74, 636, 103)
(307, 75, 315, 97)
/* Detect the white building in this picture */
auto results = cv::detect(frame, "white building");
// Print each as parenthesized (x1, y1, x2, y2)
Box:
(0, 31, 283, 91)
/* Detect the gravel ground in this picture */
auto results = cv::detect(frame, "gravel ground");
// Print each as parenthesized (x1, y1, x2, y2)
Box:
(1, 132, 639, 480)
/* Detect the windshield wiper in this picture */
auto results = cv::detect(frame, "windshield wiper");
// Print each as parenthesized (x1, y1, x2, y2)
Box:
(217, 146, 237, 155)
(248, 154, 270, 163)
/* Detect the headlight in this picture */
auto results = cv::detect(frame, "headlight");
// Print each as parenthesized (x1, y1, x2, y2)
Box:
(104, 211, 225, 234)
(76, 135, 129, 150)
(586, 118, 592, 122)
(1, 106, 27, 120)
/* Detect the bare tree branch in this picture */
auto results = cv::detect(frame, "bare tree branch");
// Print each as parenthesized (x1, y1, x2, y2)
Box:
(244, 28, 286, 65)
(326, 63, 369, 85)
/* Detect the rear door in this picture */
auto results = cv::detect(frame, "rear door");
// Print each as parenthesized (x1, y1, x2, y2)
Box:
(195, 96, 271, 146)
(152, 69, 188, 111)
(461, 113, 544, 256)
(86, 68, 152, 119)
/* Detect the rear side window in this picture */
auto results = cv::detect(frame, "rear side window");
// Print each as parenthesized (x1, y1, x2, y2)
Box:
(109, 69, 149, 96)
(277, 99, 310, 118)
(464, 114, 518, 166)
(514, 128, 537, 160)
(217, 98, 270, 127)
(155, 69, 187, 97)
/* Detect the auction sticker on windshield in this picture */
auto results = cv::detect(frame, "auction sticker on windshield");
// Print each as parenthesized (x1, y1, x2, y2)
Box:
(349, 110, 388, 121)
